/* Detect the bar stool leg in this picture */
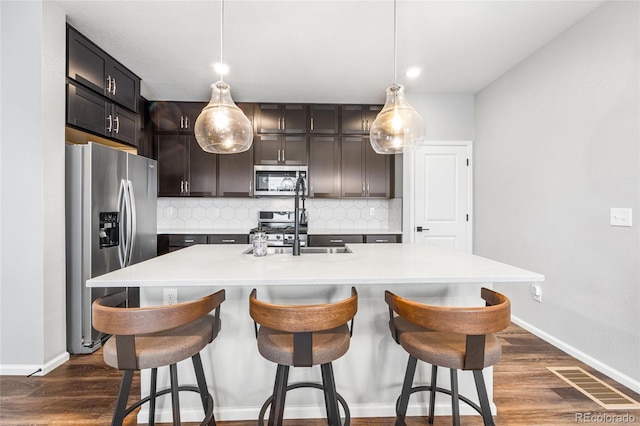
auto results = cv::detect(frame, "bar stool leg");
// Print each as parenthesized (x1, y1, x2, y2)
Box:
(321, 362, 341, 426)
(450, 369, 460, 426)
(473, 370, 495, 426)
(149, 368, 158, 426)
(269, 364, 289, 426)
(428, 365, 438, 424)
(169, 364, 181, 426)
(112, 370, 134, 426)
(395, 354, 417, 426)
(192, 353, 215, 422)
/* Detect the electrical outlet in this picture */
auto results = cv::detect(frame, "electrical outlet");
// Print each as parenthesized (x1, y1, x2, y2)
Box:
(163, 288, 178, 305)
(369, 207, 375, 216)
(531, 284, 542, 303)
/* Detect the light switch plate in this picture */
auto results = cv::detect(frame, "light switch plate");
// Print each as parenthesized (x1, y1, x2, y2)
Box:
(610, 208, 632, 227)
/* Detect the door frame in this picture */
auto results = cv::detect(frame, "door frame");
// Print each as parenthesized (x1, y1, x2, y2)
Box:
(402, 140, 474, 252)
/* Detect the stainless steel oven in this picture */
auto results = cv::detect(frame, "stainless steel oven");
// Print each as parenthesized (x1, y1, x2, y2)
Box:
(253, 165, 308, 197)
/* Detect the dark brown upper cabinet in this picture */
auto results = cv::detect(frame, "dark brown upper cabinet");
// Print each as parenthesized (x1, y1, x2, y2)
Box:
(218, 146, 255, 197)
(236, 102, 256, 134)
(256, 104, 307, 134)
(340, 105, 382, 135)
(67, 25, 140, 113)
(308, 136, 340, 198)
(254, 135, 307, 166)
(150, 101, 206, 133)
(155, 134, 217, 197)
(67, 81, 138, 147)
(309, 104, 339, 134)
(341, 136, 392, 198)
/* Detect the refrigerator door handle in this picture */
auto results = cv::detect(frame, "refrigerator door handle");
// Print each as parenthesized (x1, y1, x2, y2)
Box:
(126, 179, 137, 266)
(117, 179, 127, 268)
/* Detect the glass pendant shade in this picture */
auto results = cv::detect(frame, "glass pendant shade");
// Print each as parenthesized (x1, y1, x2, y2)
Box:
(194, 81, 253, 154)
(370, 84, 425, 154)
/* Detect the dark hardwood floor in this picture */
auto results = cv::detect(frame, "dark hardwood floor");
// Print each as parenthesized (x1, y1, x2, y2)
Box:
(1, 324, 638, 425)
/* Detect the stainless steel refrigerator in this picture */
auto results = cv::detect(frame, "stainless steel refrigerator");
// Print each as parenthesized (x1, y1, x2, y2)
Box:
(65, 142, 157, 354)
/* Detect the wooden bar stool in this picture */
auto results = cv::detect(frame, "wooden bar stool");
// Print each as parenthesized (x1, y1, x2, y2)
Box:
(249, 287, 358, 426)
(385, 287, 510, 426)
(92, 289, 225, 426)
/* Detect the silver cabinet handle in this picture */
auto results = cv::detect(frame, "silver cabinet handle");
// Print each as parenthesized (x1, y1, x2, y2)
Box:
(180, 181, 185, 194)
(310, 117, 314, 130)
(112, 77, 116, 95)
(365, 119, 370, 131)
(221, 239, 235, 243)
(180, 116, 184, 129)
(184, 239, 195, 243)
(185, 116, 189, 129)
(330, 239, 343, 243)
(114, 116, 120, 134)
(185, 181, 189, 193)
(106, 76, 112, 94)
(362, 181, 366, 196)
(366, 182, 370, 196)
(282, 149, 285, 163)
(277, 149, 281, 162)
(282, 117, 285, 130)
(106, 114, 113, 132)
(249, 179, 253, 195)
(375, 239, 388, 243)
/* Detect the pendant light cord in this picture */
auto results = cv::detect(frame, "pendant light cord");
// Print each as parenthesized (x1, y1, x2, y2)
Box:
(393, 0, 397, 85)
(220, 0, 225, 83)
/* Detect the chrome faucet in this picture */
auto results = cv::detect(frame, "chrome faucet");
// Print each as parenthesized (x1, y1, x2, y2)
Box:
(292, 174, 306, 256)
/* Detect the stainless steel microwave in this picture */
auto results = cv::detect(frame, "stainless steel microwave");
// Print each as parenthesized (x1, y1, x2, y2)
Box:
(253, 165, 308, 197)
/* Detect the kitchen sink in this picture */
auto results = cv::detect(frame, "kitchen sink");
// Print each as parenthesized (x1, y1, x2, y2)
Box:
(243, 246, 352, 255)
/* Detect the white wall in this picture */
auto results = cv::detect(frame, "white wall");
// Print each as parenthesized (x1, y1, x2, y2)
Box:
(475, 1, 639, 390)
(0, 1, 68, 374)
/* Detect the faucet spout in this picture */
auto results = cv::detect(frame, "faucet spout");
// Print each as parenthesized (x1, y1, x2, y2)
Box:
(293, 175, 306, 256)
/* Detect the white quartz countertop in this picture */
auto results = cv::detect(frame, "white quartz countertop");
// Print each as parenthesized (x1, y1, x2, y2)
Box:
(87, 243, 544, 288)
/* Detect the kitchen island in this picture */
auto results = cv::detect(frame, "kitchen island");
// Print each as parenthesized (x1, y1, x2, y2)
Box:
(87, 243, 544, 423)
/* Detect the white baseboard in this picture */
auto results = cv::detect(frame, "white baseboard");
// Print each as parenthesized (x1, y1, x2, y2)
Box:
(511, 316, 640, 394)
(0, 351, 69, 376)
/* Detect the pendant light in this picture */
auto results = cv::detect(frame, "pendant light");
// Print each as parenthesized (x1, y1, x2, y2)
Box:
(369, 0, 425, 155)
(194, 0, 253, 154)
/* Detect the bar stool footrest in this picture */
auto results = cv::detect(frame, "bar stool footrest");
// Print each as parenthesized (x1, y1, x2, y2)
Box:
(258, 382, 351, 426)
(395, 385, 483, 418)
(123, 385, 215, 426)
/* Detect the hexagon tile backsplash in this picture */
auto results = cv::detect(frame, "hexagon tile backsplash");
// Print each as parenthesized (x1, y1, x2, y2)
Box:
(157, 198, 402, 231)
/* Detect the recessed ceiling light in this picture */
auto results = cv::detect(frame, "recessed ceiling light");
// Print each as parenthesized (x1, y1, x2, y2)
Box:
(213, 62, 229, 75)
(406, 67, 422, 79)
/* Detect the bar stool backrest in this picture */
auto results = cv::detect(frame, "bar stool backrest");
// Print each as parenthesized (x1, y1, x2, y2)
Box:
(92, 290, 225, 370)
(249, 287, 358, 333)
(385, 287, 510, 371)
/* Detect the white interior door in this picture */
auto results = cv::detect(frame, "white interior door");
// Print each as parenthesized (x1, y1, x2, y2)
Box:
(413, 144, 471, 252)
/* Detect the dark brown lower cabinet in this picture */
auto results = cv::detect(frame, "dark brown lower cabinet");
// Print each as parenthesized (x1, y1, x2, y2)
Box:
(364, 234, 401, 243)
(307, 235, 364, 247)
(158, 234, 250, 255)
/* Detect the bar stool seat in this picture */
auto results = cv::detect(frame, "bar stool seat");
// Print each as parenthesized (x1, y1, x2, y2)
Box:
(250, 287, 358, 426)
(257, 324, 351, 367)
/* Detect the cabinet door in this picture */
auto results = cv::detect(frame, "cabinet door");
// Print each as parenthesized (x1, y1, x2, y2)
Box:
(237, 103, 255, 133)
(180, 102, 206, 133)
(254, 135, 281, 165)
(150, 101, 183, 132)
(67, 81, 109, 137)
(256, 104, 281, 133)
(282, 135, 307, 165)
(188, 136, 217, 197)
(282, 104, 307, 134)
(340, 105, 365, 134)
(308, 234, 363, 247)
(109, 61, 139, 112)
(156, 134, 187, 197)
(309, 136, 340, 197)
(341, 136, 366, 197)
(67, 27, 108, 98)
(112, 106, 138, 147)
(218, 146, 254, 197)
(310, 104, 338, 134)
(364, 138, 391, 198)
(365, 105, 382, 130)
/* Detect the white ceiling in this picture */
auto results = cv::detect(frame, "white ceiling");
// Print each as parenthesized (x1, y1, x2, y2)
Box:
(51, 0, 605, 104)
